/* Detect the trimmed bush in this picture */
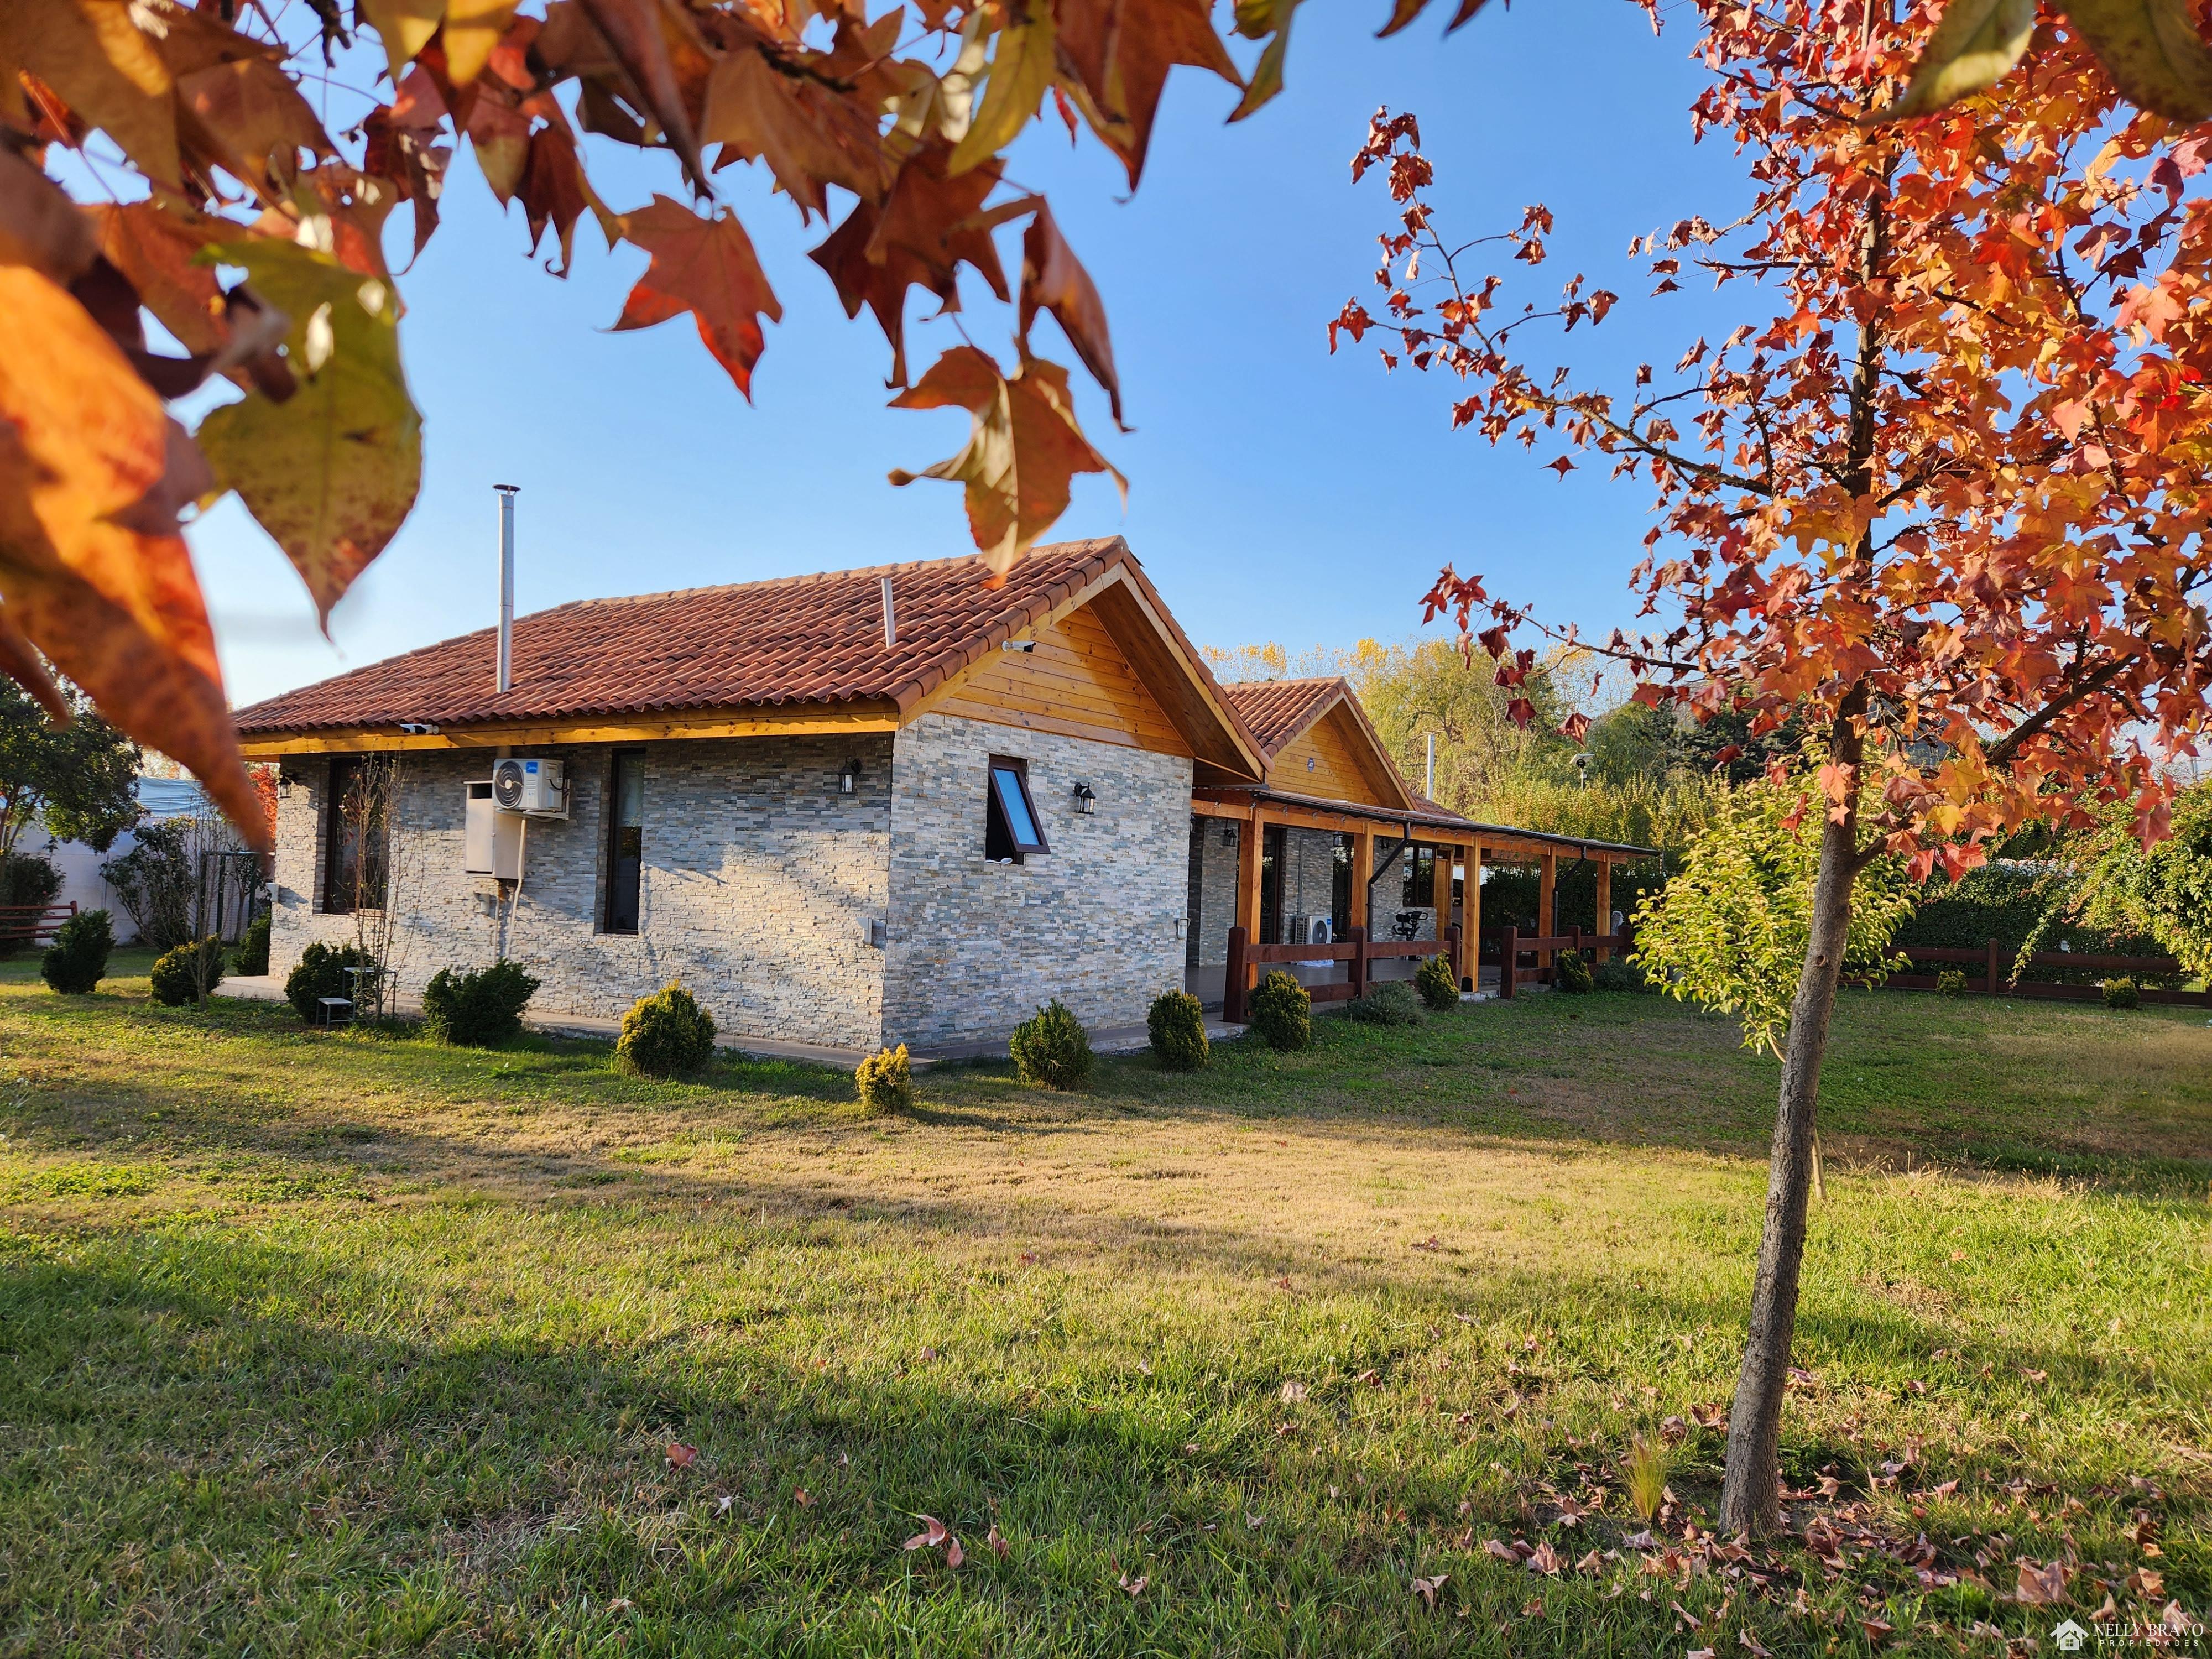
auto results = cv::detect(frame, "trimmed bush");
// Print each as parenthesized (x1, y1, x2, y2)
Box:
(2102, 975, 2140, 1010)
(1554, 948, 1594, 994)
(1347, 980, 1424, 1026)
(1592, 957, 1653, 993)
(231, 911, 271, 976)
(1246, 970, 1311, 1051)
(40, 908, 113, 995)
(421, 959, 539, 1047)
(1147, 990, 1210, 1071)
(855, 1044, 915, 1113)
(149, 936, 225, 1006)
(617, 982, 718, 1076)
(1414, 953, 1459, 1011)
(285, 941, 373, 1022)
(1010, 999, 1093, 1089)
(1936, 967, 1969, 998)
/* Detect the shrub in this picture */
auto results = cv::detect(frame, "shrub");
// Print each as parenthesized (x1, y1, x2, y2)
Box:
(1414, 953, 1459, 1010)
(1147, 990, 1209, 1071)
(1347, 980, 1424, 1026)
(0, 853, 62, 957)
(40, 908, 113, 994)
(1936, 967, 1969, 998)
(1554, 948, 1594, 994)
(231, 911, 270, 976)
(1592, 957, 1653, 993)
(421, 959, 539, 1046)
(1246, 970, 1311, 1051)
(1010, 999, 1093, 1089)
(284, 941, 373, 1022)
(2102, 975, 2140, 1010)
(100, 820, 195, 951)
(617, 982, 718, 1076)
(149, 936, 225, 1006)
(855, 1044, 915, 1113)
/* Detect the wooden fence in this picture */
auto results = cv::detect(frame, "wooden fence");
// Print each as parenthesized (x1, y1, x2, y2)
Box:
(1883, 941, 2211, 1007)
(1222, 924, 1460, 1024)
(1495, 924, 1632, 998)
(0, 901, 77, 947)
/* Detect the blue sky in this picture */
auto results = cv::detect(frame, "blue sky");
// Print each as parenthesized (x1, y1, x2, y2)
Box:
(197, 0, 1756, 708)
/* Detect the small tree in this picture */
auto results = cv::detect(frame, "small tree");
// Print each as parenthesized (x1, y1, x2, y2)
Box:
(330, 759, 422, 1021)
(2062, 780, 2212, 981)
(0, 677, 140, 867)
(1341, 2, 2212, 1530)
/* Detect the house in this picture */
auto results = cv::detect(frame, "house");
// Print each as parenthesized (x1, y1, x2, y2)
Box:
(233, 538, 1648, 1055)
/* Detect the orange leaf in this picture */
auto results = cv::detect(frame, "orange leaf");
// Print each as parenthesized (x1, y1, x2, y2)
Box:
(174, 55, 333, 203)
(576, 0, 707, 191)
(0, 265, 263, 849)
(1019, 204, 1122, 428)
(614, 196, 782, 398)
(701, 41, 893, 220)
(4, 0, 182, 189)
(1055, 0, 1241, 185)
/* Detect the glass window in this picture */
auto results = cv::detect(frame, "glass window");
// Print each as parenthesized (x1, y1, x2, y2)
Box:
(984, 757, 1048, 862)
(604, 750, 643, 933)
(323, 757, 388, 914)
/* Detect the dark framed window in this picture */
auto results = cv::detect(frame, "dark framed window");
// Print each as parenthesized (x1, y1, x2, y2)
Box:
(1402, 843, 1438, 909)
(603, 749, 644, 933)
(322, 756, 388, 915)
(984, 756, 1048, 863)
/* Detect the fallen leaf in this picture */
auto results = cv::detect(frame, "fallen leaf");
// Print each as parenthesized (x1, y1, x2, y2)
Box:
(1410, 1572, 1446, 1609)
(1279, 1380, 1308, 1402)
(794, 1486, 813, 1507)
(987, 1524, 1009, 1558)
(1739, 1630, 1773, 1657)
(665, 1441, 698, 1468)
(2015, 1559, 2069, 1604)
(1118, 1572, 1147, 1597)
(904, 1514, 950, 1550)
(945, 1535, 964, 1569)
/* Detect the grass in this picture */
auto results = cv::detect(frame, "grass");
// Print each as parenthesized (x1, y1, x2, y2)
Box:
(1, 949, 2206, 1656)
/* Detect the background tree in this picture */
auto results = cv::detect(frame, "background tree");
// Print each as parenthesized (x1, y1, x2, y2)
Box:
(1339, 0, 2212, 1531)
(1, 0, 2204, 848)
(0, 675, 140, 865)
(2058, 777, 2212, 978)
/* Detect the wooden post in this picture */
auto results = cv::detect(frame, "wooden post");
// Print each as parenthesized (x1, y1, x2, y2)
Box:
(1986, 936, 2001, 996)
(1238, 807, 1264, 954)
(1350, 829, 1373, 935)
(1594, 859, 1614, 961)
(1225, 925, 1249, 1024)
(1465, 841, 1483, 990)
(1501, 925, 1519, 999)
(1429, 839, 1452, 941)
(1348, 924, 1368, 1000)
(1537, 853, 1557, 972)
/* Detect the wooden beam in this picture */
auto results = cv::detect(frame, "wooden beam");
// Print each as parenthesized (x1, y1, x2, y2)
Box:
(1350, 828, 1373, 933)
(1464, 842, 1483, 988)
(1238, 803, 1264, 952)
(1429, 839, 1452, 961)
(1537, 853, 1557, 970)
(1594, 860, 1614, 962)
(239, 703, 904, 758)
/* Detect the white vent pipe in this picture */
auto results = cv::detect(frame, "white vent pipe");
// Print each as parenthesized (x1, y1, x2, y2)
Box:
(494, 484, 518, 693)
(881, 575, 896, 648)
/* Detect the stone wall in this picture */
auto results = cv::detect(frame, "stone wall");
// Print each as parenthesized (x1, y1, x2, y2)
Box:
(883, 713, 1192, 1048)
(270, 735, 895, 1049)
(1186, 816, 1240, 970)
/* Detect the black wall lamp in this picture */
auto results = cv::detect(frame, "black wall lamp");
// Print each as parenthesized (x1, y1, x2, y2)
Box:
(1072, 782, 1097, 815)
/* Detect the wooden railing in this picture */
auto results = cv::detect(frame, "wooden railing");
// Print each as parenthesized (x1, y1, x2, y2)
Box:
(1883, 940, 2210, 1006)
(0, 901, 76, 946)
(1222, 924, 1461, 1023)
(1495, 924, 1632, 998)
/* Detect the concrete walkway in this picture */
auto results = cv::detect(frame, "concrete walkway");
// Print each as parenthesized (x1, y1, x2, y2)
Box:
(217, 976, 1244, 1071)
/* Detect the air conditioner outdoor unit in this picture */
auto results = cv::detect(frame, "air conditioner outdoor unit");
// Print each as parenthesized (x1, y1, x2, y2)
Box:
(492, 756, 566, 817)
(1295, 915, 1332, 945)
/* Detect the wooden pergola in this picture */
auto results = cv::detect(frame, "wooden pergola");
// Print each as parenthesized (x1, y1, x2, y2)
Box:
(1191, 785, 1658, 989)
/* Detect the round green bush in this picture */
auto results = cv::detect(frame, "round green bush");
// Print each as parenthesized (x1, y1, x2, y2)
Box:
(231, 911, 271, 976)
(1936, 967, 1969, 998)
(1246, 970, 1311, 1051)
(149, 936, 225, 1006)
(422, 959, 540, 1046)
(1414, 953, 1459, 1011)
(1010, 999, 1093, 1089)
(1554, 949, 1594, 994)
(855, 1044, 915, 1113)
(284, 941, 373, 1022)
(1591, 957, 1654, 993)
(1147, 989, 1209, 1071)
(617, 982, 718, 1076)
(40, 908, 114, 995)
(2102, 975, 2140, 1010)
(1347, 979, 1424, 1026)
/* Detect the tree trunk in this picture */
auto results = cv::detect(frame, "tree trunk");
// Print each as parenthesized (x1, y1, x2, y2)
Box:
(1719, 801, 1859, 1533)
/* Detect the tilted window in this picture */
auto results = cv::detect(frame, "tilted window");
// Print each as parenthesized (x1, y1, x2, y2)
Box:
(603, 749, 644, 934)
(984, 757, 1047, 863)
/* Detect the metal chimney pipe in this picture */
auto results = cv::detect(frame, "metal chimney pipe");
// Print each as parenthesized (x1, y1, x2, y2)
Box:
(881, 574, 896, 648)
(1425, 732, 1435, 799)
(494, 484, 519, 693)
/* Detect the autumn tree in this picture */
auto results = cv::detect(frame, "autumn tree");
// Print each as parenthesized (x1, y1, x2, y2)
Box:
(1337, 0, 2212, 1530)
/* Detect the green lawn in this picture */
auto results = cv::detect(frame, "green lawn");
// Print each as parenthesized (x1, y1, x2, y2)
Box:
(1, 951, 2205, 1656)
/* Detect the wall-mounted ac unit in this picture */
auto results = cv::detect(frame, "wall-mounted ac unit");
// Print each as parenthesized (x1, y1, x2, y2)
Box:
(492, 757, 566, 817)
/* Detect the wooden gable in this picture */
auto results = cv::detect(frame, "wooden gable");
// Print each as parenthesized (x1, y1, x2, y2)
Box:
(921, 597, 1194, 756)
(1265, 699, 1402, 807)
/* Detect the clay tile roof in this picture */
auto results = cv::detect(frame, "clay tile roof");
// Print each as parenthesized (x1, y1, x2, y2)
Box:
(234, 538, 1139, 734)
(1219, 677, 1348, 761)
